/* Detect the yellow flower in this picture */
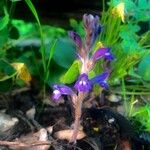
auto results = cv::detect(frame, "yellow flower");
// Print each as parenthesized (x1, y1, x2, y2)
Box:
(11, 62, 31, 83)
(112, 2, 125, 23)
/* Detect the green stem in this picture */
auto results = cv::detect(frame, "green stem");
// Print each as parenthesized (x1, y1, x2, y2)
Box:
(121, 78, 128, 116)
(110, 90, 150, 95)
(45, 39, 57, 82)
(25, 0, 48, 98)
(102, 0, 105, 13)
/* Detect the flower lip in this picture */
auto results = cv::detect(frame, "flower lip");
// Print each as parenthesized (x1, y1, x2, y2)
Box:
(53, 89, 60, 95)
(92, 48, 114, 61)
(52, 90, 61, 100)
(52, 84, 74, 101)
(90, 72, 109, 90)
(74, 73, 92, 92)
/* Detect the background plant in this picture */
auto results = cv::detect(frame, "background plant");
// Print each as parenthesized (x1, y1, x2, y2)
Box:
(0, 0, 76, 95)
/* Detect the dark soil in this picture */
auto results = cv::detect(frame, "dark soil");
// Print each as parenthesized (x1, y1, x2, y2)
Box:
(0, 87, 150, 150)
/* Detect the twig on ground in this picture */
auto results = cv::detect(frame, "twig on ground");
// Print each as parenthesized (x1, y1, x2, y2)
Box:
(0, 140, 52, 148)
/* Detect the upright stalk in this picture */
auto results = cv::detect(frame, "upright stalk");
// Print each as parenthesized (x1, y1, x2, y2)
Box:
(52, 14, 113, 144)
(122, 78, 128, 116)
(70, 92, 86, 143)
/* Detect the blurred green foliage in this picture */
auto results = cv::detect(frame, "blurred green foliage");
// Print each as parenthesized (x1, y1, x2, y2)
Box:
(132, 105, 150, 131)
(138, 55, 150, 81)
(0, 0, 150, 95)
(0, 0, 75, 93)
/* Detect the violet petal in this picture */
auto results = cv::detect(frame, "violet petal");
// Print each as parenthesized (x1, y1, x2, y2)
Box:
(52, 90, 61, 100)
(68, 31, 82, 50)
(90, 72, 109, 89)
(104, 52, 114, 60)
(52, 84, 74, 101)
(92, 48, 114, 61)
(98, 81, 109, 90)
(74, 73, 92, 92)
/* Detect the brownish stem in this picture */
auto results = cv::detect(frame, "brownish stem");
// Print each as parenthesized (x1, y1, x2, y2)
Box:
(70, 92, 85, 143)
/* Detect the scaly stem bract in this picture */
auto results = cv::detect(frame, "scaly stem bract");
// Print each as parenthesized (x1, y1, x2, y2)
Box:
(70, 92, 86, 143)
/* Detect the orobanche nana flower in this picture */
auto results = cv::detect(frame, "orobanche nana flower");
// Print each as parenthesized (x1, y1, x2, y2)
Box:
(83, 14, 102, 51)
(52, 14, 114, 143)
(92, 47, 114, 62)
(52, 84, 74, 101)
(74, 73, 91, 92)
(112, 2, 125, 23)
(90, 72, 110, 90)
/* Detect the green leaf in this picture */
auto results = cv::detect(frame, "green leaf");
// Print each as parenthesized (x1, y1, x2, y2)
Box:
(25, 0, 46, 72)
(138, 0, 148, 9)
(9, 0, 21, 2)
(0, 8, 9, 31)
(48, 62, 66, 86)
(93, 84, 102, 96)
(138, 55, 150, 81)
(128, 67, 142, 79)
(0, 28, 9, 52)
(24, 0, 40, 27)
(45, 39, 57, 82)
(88, 70, 96, 79)
(0, 59, 17, 81)
(69, 18, 78, 29)
(60, 60, 80, 84)
(0, 79, 12, 92)
(53, 38, 76, 68)
(132, 105, 150, 131)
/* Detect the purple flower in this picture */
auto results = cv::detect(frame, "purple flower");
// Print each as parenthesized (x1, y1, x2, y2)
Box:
(90, 72, 109, 89)
(52, 84, 74, 101)
(68, 31, 82, 50)
(74, 73, 92, 92)
(92, 48, 114, 61)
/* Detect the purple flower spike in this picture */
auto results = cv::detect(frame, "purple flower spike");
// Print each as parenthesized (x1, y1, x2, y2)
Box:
(92, 16, 102, 43)
(68, 31, 82, 50)
(52, 84, 74, 101)
(92, 48, 114, 61)
(83, 14, 95, 29)
(90, 72, 109, 90)
(74, 73, 92, 92)
(83, 14, 102, 48)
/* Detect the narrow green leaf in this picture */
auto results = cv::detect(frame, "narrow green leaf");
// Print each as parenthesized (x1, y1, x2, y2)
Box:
(45, 40, 57, 81)
(0, 59, 17, 81)
(24, 0, 46, 72)
(24, 0, 40, 26)
(0, 8, 9, 31)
